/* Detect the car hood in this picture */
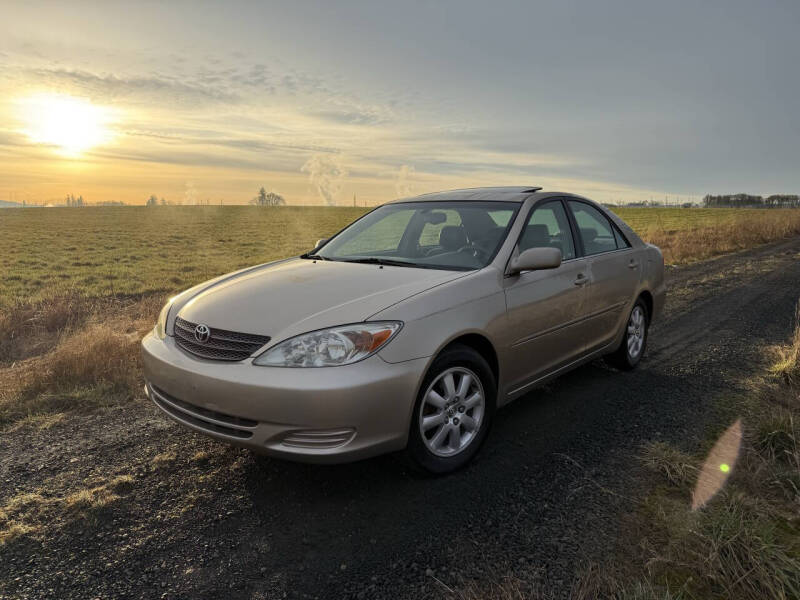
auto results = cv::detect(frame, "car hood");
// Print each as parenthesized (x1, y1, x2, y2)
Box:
(177, 258, 465, 341)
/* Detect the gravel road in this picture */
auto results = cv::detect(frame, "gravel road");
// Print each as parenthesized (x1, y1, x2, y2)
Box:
(2, 237, 800, 599)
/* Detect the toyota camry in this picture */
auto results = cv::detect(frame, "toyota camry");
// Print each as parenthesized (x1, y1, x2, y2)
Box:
(142, 187, 665, 474)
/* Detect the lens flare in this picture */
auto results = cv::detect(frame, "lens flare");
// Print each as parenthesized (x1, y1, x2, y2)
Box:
(691, 419, 742, 510)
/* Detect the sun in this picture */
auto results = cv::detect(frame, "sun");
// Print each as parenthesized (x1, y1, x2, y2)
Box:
(20, 94, 113, 156)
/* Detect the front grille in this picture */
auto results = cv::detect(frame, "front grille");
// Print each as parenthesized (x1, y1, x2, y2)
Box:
(173, 316, 270, 361)
(148, 383, 256, 439)
(281, 428, 356, 449)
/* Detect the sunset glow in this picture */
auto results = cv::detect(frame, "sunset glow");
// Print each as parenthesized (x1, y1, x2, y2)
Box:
(0, 2, 797, 206)
(19, 94, 113, 156)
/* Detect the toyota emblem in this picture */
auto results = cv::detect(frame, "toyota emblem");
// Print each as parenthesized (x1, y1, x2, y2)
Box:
(194, 324, 211, 343)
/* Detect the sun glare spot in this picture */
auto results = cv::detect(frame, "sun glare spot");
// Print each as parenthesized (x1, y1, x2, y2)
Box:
(20, 94, 114, 156)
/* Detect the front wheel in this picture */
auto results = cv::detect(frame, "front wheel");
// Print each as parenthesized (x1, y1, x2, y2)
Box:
(606, 299, 649, 370)
(405, 345, 496, 474)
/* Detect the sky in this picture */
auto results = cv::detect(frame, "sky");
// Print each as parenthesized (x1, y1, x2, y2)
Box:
(0, 0, 798, 206)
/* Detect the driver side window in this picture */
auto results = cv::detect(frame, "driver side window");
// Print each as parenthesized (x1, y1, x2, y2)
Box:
(519, 200, 576, 260)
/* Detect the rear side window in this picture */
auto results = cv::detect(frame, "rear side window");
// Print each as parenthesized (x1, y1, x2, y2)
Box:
(568, 201, 618, 255)
(612, 223, 631, 248)
(518, 200, 576, 260)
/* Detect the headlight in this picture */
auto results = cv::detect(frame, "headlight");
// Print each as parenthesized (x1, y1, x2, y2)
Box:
(153, 299, 174, 340)
(253, 322, 402, 367)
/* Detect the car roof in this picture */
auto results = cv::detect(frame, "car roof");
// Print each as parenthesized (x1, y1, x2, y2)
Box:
(387, 186, 545, 204)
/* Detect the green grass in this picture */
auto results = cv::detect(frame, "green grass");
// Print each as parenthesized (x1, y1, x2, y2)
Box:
(0, 206, 367, 308)
(2, 205, 800, 308)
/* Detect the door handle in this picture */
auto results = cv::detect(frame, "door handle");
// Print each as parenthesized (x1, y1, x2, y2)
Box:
(574, 273, 588, 286)
(628, 260, 639, 269)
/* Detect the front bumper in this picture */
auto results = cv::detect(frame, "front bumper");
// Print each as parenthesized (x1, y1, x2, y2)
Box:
(141, 333, 428, 463)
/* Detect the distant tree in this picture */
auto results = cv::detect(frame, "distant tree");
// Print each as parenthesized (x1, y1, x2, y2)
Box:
(251, 187, 286, 206)
(766, 194, 800, 208)
(76, 195, 84, 207)
(160, 197, 167, 205)
(703, 194, 765, 208)
(146, 194, 159, 207)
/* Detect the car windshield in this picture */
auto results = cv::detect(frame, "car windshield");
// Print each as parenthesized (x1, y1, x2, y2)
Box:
(312, 201, 519, 270)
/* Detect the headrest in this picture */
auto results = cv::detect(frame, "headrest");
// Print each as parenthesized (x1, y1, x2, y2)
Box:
(439, 226, 468, 251)
(521, 224, 550, 249)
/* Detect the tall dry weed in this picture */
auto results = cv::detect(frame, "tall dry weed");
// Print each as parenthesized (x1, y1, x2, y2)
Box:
(0, 295, 162, 426)
(770, 301, 800, 386)
(642, 211, 800, 264)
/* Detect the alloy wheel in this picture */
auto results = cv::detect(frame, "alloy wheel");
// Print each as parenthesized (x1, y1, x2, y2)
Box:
(418, 367, 485, 457)
(627, 305, 645, 359)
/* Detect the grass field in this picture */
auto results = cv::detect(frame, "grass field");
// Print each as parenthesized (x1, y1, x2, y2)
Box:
(2, 205, 800, 309)
(1, 206, 799, 597)
(0, 206, 367, 309)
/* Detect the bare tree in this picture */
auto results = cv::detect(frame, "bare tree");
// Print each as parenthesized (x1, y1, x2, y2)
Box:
(251, 187, 286, 206)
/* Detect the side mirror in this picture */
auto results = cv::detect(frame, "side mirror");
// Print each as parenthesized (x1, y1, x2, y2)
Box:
(507, 247, 562, 275)
(315, 238, 328, 249)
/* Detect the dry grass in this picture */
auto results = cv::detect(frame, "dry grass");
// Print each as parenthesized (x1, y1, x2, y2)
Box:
(151, 451, 177, 466)
(770, 301, 800, 385)
(454, 563, 685, 600)
(571, 567, 684, 600)
(0, 475, 134, 545)
(0, 291, 95, 364)
(640, 443, 698, 490)
(612, 207, 800, 265)
(0, 294, 162, 427)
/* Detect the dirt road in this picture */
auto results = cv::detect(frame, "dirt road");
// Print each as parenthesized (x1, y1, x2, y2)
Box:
(2, 237, 800, 599)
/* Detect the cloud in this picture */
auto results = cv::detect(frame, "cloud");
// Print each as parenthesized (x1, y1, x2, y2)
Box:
(0, 130, 31, 148)
(122, 127, 339, 156)
(301, 154, 347, 206)
(24, 68, 241, 106)
(183, 180, 197, 205)
(394, 165, 416, 197)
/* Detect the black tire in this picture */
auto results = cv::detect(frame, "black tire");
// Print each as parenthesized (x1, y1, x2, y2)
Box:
(606, 298, 649, 370)
(405, 344, 496, 475)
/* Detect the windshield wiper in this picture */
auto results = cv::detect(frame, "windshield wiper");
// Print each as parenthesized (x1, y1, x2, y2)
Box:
(341, 257, 435, 269)
(300, 253, 333, 261)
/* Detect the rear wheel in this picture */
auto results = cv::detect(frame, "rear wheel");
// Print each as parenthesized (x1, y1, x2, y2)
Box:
(406, 345, 496, 474)
(607, 298, 649, 370)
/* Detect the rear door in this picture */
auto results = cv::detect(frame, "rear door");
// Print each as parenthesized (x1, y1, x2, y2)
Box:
(502, 199, 589, 394)
(567, 200, 640, 352)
